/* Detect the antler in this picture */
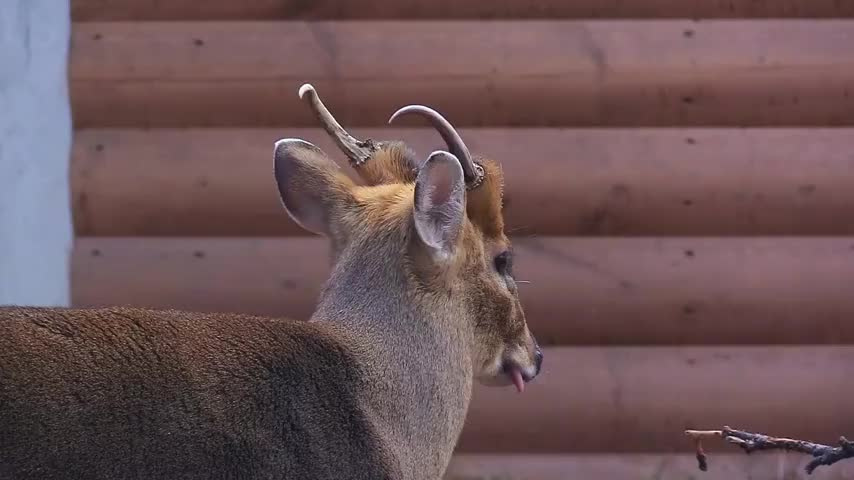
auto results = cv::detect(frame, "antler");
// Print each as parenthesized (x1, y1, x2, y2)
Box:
(388, 105, 485, 190)
(298, 83, 377, 168)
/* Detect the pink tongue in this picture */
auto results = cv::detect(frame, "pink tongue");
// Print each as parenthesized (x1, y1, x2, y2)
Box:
(510, 369, 525, 393)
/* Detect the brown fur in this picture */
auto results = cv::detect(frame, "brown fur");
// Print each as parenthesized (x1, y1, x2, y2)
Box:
(465, 157, 506, 239)
(354, 140, 419, 187)
(351, 142, 507, 240)
(0, 109, 540, 480)
(0, 307, 398, 479)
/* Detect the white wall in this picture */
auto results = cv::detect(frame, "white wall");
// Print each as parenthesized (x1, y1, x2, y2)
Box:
(0, 0, 72, 306)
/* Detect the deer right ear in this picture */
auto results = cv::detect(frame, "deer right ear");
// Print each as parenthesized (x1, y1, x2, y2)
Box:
(274, 138, 355, 236)
(413, 151, 466, 259)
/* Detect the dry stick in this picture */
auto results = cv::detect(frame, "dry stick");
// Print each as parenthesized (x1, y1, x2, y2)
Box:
(684, 426, 854, 475)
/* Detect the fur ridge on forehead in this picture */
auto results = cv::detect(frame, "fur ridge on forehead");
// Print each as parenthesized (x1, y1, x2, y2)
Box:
(354, 141, 418, 186)
(356, 145, 506, 240)
(465, 157, 505, 240)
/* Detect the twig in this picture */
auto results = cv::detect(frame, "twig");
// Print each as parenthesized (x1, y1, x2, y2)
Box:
(685, 426, 854, 475)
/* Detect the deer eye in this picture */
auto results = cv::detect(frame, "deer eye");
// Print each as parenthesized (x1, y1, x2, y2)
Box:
(493, 250, 513, 276)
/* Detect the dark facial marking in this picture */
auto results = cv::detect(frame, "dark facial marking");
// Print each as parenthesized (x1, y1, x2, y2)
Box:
(493, 250, 513, 277)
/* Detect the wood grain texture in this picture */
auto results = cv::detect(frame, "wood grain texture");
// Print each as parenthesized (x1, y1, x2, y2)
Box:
(71, 0, 854, 21)
(72, 127, 854, 236)
(457, 346, 854, 452)
(445, 453, 854, 479)
(69, 21, 854, 127)
(72, 237, 854, 345)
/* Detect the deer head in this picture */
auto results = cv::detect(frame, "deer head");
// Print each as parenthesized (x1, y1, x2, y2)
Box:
(273, 84, 543, 392)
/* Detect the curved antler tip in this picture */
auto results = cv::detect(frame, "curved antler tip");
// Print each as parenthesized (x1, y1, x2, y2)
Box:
(387, 107, 405, 125)
(387, 104, 433, 125)
(298, 83, 316, 100)
(388, 104, 478, 185)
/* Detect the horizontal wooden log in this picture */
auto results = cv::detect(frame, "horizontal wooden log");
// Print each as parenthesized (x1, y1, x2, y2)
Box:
(70, 0, 854, 21)
(69, 21, 854, 128)
(457, 346, 854, 452)
(71, 237, 854, 345)
(72, 127, 854, 236)
(445, 453, 854, 479)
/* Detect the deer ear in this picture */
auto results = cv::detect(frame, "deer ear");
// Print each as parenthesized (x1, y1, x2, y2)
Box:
(274, 138, 354, 236)
(413, 151, 466, 258)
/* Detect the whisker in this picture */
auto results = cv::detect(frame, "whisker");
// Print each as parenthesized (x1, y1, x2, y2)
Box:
(516, 280, 532, 284)
(507, 225, 532, 234)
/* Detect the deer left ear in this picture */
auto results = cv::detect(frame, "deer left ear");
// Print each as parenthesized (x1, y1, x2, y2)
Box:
(412, 150, 466, 259)
(273, 138, 355, 237)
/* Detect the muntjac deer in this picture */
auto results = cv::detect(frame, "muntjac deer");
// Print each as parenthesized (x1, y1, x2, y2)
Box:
(0, 84, 543, 480)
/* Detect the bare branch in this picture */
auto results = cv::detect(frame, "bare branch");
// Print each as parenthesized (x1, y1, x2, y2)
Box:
(685, 426, 854, 475)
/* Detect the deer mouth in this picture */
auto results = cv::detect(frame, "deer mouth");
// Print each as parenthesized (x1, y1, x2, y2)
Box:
(501, 363, 531, 393)
(509, 368, 526, 393)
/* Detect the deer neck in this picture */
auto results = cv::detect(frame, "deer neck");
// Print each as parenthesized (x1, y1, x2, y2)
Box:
(310, 236, 474, 476)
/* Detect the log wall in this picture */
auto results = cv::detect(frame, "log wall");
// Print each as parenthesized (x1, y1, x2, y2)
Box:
(70, 21, 854, 128)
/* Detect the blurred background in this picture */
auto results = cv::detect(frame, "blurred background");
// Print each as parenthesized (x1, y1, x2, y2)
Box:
(3, 0, 854, 478)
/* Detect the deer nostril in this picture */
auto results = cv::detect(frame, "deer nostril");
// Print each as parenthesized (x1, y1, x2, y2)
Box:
(534, 348, 543, 375)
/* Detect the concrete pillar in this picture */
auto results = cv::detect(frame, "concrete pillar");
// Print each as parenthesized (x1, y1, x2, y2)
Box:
(0, 0, 72, 306)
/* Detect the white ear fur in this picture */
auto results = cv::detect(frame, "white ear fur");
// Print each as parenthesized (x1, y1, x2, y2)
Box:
(413, 150, 466, 259)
